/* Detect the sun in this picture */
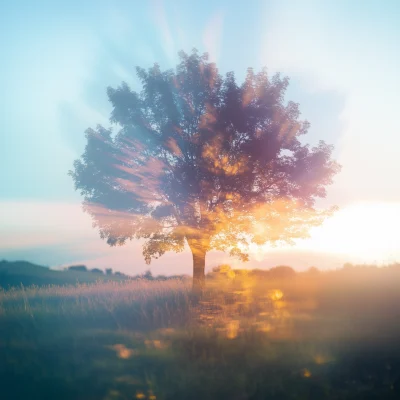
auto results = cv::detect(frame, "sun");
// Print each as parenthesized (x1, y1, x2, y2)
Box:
(296, 202, 400, 262)
(246, 202, 400, 264)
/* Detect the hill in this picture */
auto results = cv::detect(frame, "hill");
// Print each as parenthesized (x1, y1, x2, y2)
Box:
(0, 260, 127, 288)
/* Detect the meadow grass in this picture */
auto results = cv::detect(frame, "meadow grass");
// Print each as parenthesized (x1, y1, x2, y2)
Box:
(2, 267, 400, 399)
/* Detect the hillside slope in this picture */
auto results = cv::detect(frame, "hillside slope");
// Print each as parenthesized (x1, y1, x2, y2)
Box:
(0, 260, 126, 288)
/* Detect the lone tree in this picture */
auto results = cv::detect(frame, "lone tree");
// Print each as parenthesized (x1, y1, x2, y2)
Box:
(70, 50, 340, 291)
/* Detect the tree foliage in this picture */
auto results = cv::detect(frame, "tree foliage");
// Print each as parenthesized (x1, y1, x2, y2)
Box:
(70, 50, 340, 279)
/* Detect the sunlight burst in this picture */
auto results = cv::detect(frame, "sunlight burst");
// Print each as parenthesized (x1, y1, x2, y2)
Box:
(248, 202, 400, 263)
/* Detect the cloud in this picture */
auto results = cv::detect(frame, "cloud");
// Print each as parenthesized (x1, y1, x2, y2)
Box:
(0, 201, 94, 249)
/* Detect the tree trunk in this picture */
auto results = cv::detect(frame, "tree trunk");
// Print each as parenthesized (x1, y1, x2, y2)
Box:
(191, 247, 206, 293)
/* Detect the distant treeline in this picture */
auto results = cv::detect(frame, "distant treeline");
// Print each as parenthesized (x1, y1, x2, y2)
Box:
(0, 260, 190, 289)
(66, 264, 187, 281)
(1, 259, 399, 289)
(208, 262, 400, 280)
(208, 264, 298, 280)
(66, 265, 125, 277)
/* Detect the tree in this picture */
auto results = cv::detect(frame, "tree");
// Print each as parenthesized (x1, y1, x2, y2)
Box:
(268, 265, 296, 280)
(306, 266, 320, 275)
(143, 270, 153, 280)
(70, 50, 340, 292)
(67, 265, 87, 272)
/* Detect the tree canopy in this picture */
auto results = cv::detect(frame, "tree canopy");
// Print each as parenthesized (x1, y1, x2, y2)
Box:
(70, 50, 340, 290)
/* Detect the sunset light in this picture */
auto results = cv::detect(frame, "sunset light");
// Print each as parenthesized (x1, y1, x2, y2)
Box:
(1, 1, 400, 398)
(299, 202, 400, 262)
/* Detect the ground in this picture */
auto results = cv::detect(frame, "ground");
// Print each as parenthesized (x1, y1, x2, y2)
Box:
(1, 264, 400, 399)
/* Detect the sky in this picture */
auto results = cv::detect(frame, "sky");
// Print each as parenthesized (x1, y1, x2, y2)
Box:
(1, 0, 400, 275)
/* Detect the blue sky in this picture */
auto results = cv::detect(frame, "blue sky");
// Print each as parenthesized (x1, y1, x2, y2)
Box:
(1, 0, 400, 273)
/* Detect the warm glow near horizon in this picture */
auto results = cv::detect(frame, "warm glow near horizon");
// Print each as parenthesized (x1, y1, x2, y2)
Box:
(1, 200, 400, 271)
(247, 202, 400, 265)
(302, 202, 400, 261)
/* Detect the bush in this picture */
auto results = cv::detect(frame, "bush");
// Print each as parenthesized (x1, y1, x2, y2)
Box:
(90, 268, 103, 274)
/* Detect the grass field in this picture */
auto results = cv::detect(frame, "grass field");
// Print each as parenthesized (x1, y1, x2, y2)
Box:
(2, 264, 400, 399)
